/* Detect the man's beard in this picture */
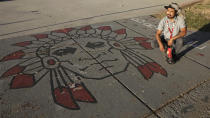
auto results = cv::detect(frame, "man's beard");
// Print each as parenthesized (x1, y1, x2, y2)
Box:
(167, 14, 175, 19)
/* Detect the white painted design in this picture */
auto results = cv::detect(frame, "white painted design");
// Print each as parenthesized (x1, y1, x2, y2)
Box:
(186, 41, 207, 50)
(130, 18, 157, 29)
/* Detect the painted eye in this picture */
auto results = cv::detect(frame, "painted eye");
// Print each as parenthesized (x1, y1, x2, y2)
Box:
(85, 41, 105, 49)
(108, 41, 126, 50)
(52, 47, 77, 56)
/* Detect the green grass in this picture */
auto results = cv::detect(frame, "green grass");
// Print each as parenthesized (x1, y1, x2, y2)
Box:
(194, 3, 210, 9)
(185, 9, 210, 32)
(153, 0, 210, 32)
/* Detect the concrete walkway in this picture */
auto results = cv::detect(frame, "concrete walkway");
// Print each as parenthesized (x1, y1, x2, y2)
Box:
(0, 0, 201, 39)
(0, 15, 209, 118)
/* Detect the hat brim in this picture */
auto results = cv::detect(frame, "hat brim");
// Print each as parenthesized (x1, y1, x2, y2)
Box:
(164, 5, 173, 9)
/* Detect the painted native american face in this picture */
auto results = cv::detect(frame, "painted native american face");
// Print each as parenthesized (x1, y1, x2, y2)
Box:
(0, 25, 167, 110)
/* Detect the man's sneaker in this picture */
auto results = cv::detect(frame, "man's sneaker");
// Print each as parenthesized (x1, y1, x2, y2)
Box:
(167, 58, 175, 64)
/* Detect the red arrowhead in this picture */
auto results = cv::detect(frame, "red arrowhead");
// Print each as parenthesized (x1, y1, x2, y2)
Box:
(71, 83, 96, 103)
(80, 26, 92, 31)
(0, 50, 25, 62)
(114, 29, 126, 34)
(146, 62, 167, 76)
(54, 87, 79, 109)
(134, 37, 148, 41)
(10, 74, 35, 89)
(138, 65, 153, 79)
(98, 26, 111, 31)
(134, 37, 152, 49)
(1, 65, 25, 78)
(139, 42, 152, 49)
(34, 34, 48, 39)
(138, 62, 167, 80)
(14, 41, 32, 47)
(53, 28, 73, 33)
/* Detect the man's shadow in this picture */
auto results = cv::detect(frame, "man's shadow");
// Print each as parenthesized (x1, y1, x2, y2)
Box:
(177, 23, 210, 61)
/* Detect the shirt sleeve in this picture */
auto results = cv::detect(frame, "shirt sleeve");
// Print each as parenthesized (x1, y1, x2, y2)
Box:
(179, 17, 186, 29)
(157, 18, 165, 31)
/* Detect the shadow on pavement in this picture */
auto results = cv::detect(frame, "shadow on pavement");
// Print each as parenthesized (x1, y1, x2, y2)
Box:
(177, 23, 210, 60)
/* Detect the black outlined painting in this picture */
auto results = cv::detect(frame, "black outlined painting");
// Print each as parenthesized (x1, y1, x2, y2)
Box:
(0, 25, 167, 110)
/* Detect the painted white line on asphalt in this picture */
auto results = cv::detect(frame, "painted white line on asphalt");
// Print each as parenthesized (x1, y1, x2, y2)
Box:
(130, 18, 157, 29)
(194, 45, 207, 50)
(186, 41, 207, 50)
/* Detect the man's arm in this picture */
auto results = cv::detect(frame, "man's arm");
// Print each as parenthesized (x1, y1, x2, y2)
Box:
(156, 29, 165, 52)
(168, 27, 187, 46)
(172, 27, 187, 40)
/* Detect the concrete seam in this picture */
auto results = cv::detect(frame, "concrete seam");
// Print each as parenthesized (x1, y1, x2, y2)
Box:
(0, 19, 35, 26)
(184, 56, 210, 69)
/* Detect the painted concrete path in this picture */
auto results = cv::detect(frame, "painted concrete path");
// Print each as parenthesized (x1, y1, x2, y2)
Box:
(0, 15, 209, 118)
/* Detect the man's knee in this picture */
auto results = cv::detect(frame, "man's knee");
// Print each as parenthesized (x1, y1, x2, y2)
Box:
(176, 38, 184, 45)
(174, 38, 184, 54)
(151, 40, 158, 48)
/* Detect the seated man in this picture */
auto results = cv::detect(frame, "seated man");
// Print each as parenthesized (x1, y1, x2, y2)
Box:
(152, 3, 187, 64)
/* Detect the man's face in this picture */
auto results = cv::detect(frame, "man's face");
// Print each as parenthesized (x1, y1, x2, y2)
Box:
(166, 8, 176, 19)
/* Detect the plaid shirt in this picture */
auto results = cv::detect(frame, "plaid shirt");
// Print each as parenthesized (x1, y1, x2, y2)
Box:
(157, 16, 186, 40)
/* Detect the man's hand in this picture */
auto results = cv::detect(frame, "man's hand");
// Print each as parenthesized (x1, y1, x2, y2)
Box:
(156, 30, 165, 52)
(168, 39, 173, 47)
(168, 27, 187, 46)
(159, 45, 165, 52)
